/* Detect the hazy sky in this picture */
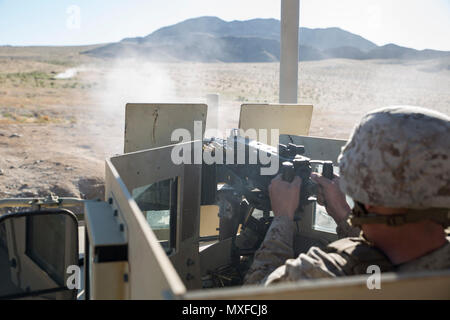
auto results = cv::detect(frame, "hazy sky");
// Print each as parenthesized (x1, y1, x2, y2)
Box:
(1, 0, 449, 50)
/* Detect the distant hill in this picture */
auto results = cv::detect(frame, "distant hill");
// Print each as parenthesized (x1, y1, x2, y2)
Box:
(83, 16, 450, 62)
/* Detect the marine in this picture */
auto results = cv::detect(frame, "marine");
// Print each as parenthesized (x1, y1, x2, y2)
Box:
(244, 106, 450, 285)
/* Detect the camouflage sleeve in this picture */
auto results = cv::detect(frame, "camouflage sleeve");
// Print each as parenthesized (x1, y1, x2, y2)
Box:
(243, 216, 295, 285)
(244, 216, 356, 286)
(264, 246, 348, 285)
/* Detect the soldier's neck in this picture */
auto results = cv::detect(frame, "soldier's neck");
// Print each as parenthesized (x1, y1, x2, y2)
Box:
(362, 221, 447, 265)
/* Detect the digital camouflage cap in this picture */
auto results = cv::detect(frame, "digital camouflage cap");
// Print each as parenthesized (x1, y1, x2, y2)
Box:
(338, 106, 450, 209)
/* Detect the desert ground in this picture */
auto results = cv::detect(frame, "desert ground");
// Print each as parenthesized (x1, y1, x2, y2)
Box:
(0, 46, 449, 203)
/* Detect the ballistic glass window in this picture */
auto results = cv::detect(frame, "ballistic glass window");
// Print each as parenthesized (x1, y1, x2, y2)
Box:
(132, 177, 178, 255)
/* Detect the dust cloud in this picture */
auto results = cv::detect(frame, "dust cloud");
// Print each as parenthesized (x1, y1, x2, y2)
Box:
(85, 59, 180, 155)
(85, 58, 233, 156)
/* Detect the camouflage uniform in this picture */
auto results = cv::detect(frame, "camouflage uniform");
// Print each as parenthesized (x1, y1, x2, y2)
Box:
(244, 216, 450, 285)
(245, 106, 450, 286)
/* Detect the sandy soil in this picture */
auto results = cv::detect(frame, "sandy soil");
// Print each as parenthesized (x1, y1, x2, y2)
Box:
(0, 46, 449, 204)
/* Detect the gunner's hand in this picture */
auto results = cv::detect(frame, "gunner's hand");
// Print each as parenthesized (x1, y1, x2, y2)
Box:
(311, 172, 351, 223)
(269, 174, 302, 221)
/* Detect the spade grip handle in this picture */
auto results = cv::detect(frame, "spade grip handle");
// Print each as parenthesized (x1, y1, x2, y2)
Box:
(281, 161, 295, 183)
(322, 161, 334, 180)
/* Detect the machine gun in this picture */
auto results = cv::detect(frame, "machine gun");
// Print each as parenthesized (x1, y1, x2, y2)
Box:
(200, 131, 334, 259)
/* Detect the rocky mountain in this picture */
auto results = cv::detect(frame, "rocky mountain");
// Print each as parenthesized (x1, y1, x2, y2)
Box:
(83, 16, 450, 62)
